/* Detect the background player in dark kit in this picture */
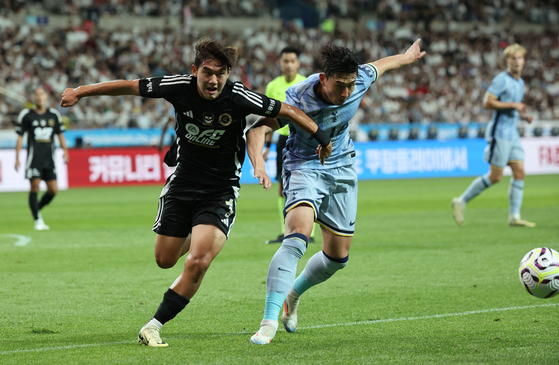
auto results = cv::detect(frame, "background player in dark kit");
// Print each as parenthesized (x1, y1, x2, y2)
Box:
(15, 86, 69, 231)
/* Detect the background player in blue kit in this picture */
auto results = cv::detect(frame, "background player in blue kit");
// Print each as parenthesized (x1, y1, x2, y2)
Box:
(15, 86, 69, 231)
(452, 44, 535, 228)
(247, 39, 426, 344)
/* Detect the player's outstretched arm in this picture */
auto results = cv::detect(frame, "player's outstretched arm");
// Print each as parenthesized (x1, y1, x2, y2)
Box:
(246, 117, 279, 190)
(369, 38, 426, 79)
(276, 103, 332, 165)
(60, 80, 140, 107)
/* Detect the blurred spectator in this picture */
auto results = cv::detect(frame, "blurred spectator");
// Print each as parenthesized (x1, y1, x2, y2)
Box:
(1, 1, 559, 130)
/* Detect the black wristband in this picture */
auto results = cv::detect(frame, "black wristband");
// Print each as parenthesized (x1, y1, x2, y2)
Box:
(265, 141, 272, 148)
(312, 128, 330, 148)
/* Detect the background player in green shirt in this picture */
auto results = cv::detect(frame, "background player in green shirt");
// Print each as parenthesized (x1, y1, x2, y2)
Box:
(262, 47, 319, 244)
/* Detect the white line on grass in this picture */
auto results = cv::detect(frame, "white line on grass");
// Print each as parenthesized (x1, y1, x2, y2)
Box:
(1, 302, 557, 355)
(0, 234, 31, 247)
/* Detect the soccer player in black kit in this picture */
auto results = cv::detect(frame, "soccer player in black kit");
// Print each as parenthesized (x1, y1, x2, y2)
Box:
(60, 38, 332, 347)
(15, 86, 69, 230)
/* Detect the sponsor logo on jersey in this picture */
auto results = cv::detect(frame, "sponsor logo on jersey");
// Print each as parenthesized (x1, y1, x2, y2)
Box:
(184, 123, 225, 147)
(218, 113, 232, 126)
(203, 112, 214, 126)
(186, 124, 199, 135)
(32, 120, 39, 126)
(48, 118, 55, 127)
(183, 110, 194, 118)
(40, 119, 46, 127)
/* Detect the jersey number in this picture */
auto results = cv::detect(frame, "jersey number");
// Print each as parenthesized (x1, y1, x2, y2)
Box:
(34, 127, 54, 141)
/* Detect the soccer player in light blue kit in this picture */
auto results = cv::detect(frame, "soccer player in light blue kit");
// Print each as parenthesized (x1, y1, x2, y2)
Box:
(247, 40, 426, 344)
(452, 44, 535, 227)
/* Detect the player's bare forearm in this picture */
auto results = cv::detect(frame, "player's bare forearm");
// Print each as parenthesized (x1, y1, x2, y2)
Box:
(246, 125, 272, 190)
(483, 94, 525, 112)
(60, 80, 140, 107)
(247, 124, 269, 169)
(370, 38, 426, 78)
(58, 133, 70, 162)
(277, 103, 319, 135)
(14, 135, 22, 170)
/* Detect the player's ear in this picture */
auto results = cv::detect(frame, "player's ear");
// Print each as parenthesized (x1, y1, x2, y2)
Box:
(319, 73, 327, 86)
(192, 64, 198, 77)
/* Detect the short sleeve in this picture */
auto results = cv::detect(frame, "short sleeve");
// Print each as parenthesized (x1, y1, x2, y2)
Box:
(139, 74, 192, 102)
(486, 74, 505, 99)
(51, 108, 65, 134)
(15, 109, 29, 136)
(360, 64, 379, 85)
(231, 82, 282, 118)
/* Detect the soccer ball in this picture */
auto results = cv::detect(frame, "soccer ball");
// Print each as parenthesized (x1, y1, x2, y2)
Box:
(518, 247, 559, 299)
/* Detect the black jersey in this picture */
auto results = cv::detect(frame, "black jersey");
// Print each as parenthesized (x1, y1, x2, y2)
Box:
(15, 108, 65, 169)
(139, 74, 282, 186)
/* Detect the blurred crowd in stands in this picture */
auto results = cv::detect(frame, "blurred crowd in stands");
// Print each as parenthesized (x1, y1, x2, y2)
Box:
(1, 0, 559, 130)
(3, 0, 559, 23)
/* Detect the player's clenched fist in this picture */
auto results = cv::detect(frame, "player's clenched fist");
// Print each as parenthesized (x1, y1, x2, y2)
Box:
(60, 88, 80, 107)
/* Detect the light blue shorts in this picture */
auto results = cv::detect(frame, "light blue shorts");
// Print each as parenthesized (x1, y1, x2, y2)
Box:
(282, 165, 358, 236)
(484, 137, 524, 168)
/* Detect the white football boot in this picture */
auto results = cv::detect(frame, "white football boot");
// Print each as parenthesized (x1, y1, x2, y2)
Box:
(451, 197, 466, 226)
(138, 325, 168, 347)
(508, 216, 536, 227)
(250, 320, 278, 345)
(281, 291, 300, 333)
(34, 217, 50, 231)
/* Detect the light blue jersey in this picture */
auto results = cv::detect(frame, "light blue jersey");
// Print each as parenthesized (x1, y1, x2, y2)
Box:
(485, 71, 525, 141)
(282, 64, 379, 170)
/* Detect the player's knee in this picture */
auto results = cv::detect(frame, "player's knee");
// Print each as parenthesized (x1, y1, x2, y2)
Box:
(155, 252, 179, 269)
(185, 253, 212, 277)
(489, 174, 502, 184)
(47, 189, 57, 196)
(513, 171, 525, 180)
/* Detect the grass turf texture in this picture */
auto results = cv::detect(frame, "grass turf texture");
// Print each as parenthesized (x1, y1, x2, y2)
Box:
(0, 175, 558, 364)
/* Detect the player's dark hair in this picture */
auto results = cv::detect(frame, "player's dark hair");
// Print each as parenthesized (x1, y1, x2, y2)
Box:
(194, 38, 238, 70)
(280, 46, 301, 58)
(320, 43, 359, 78)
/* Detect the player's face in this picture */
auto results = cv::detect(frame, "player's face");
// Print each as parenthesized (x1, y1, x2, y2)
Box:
(192, 59, 230, 100)
(280, 52, 300, 79)
(319, 72, 357, 105)
(34, 87, 48, 109)
(506, 51, 525, 75)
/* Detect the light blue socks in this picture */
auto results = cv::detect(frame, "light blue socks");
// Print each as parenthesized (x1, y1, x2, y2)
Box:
(293, 251, 348, 296)
(263, 233, 308, 320)
(460, 173, 492, 203)
(509, 179, 524, 216)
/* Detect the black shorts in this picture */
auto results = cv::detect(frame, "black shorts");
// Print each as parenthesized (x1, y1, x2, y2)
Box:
(26, 166, 57, 181)
(276, 134, 288, 182)
(153, 174, 238, 238)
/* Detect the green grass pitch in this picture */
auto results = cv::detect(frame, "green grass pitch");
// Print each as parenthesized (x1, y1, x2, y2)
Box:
(0, 175, 558, 364)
